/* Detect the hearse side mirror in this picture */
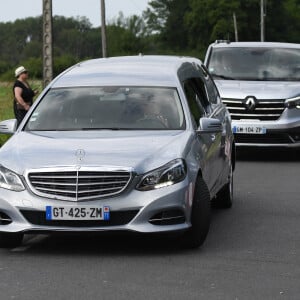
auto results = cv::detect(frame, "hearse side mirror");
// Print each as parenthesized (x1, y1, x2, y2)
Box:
(0, 119, 17, 134)
(197, 117, 222, 133)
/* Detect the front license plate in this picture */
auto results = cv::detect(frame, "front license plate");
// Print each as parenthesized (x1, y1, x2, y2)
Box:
(45, 206, 110, 220)
(233, 125, 266, 134)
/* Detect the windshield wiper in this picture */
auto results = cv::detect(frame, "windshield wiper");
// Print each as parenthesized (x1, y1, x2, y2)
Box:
(28, 128, 124, 131)
(81, 127, 135, 130)
(264, 77, 299, 81)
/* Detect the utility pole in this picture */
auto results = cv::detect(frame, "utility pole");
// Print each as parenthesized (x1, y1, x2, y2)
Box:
(43, 0, 53, 87)
(233, 12, 238, 42)
(260, 0, 265, 41)
(101, 0, 107, 57)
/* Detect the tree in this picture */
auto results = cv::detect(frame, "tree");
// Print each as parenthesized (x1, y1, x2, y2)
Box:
(1, 1, 300, 81)
(143, 0, 171, 34)
(284, 0, 300, 42)
(185, 0, 241, 55)
(106, 13, 150, 56)
(144, 0, 190, 53)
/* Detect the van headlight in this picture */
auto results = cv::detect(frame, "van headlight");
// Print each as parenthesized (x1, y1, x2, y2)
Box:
(136, 159, 187, 191)
(0, 165, 25, 191)
(285, 96, 300, 109)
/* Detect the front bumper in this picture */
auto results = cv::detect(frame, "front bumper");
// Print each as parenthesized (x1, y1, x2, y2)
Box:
(0, 179, 192, 235)
(232, 108, 300, 147)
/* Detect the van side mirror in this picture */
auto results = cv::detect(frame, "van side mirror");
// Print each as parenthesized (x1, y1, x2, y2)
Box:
(0, 119, 17, 134)
(197, 117, 222, 133)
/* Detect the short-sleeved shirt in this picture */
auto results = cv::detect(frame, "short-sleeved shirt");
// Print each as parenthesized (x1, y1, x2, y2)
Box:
(13, 80, 34, 107)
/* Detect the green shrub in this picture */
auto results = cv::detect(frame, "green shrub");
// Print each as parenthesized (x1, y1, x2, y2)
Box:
(0, 57, 42, 81)
(53, 55, 78, 77)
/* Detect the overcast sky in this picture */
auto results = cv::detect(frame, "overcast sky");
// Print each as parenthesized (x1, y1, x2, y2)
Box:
(0, 0, 150, 27)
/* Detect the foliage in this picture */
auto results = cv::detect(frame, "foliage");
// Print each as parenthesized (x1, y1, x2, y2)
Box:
(0, 1, 300, 81)
(143, 0, 171, 34)
(147, 0, 300, 58)
(0, 14, 149, 80)
(107, 13, 149, 57)
(284, 0, 300, 42)
(144, 0, 190, 53)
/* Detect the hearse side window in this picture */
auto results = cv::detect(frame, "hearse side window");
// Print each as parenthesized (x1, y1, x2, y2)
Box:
(184, 80, 206, 127)
(195, 64, 220, 105)
(192, 77, 211, 111)
(201, 65, 220, 104)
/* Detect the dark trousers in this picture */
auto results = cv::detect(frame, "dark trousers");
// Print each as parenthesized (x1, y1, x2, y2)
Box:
(13, 104, 28, 128)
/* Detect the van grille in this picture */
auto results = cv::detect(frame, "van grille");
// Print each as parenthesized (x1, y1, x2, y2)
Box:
(28, 169, 132, 202)
(222, 98, 285, 121)
(234, 133, 293, 144)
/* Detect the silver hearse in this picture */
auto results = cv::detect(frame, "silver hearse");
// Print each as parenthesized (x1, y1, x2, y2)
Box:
(0, 56, 234, 249)
(205, 41, 300, 147)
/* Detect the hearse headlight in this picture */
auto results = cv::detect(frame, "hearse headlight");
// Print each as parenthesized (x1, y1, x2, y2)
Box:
(136, 159, 187, 191)
(0, 165, 25, 191)
(285, 96, 300, 109)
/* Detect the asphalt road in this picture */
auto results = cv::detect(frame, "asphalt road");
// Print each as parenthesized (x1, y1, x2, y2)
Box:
(0, 148, 299, 300)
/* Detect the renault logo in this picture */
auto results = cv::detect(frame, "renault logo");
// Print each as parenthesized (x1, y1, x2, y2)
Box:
(244, 97, 256, 111)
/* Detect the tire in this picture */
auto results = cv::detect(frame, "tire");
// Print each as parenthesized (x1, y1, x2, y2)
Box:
(214, 162, 233, 209)
(181, 177, 211, 249)
(0, 232, 23, 248)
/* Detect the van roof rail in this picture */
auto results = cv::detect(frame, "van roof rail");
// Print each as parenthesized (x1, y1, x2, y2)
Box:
(214, 40, 231, 44)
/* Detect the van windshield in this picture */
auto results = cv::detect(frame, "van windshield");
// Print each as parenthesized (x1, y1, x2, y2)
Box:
(208, 47, 300, 81)
(24, 86, 185, 131)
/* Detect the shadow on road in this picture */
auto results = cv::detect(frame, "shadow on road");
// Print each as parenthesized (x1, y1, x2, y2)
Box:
(15, 232, 199, 256)
(236, 147, 299, 162)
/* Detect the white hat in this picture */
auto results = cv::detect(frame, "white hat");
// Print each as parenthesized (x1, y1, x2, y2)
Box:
(15, 66, 27, 77)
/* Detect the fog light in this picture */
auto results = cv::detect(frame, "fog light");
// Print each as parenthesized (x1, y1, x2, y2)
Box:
(149, 209, 185, 225)
(291, 134, 300, 142)
(0, 212, 12, 225)
(285, 96, 300, 109)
